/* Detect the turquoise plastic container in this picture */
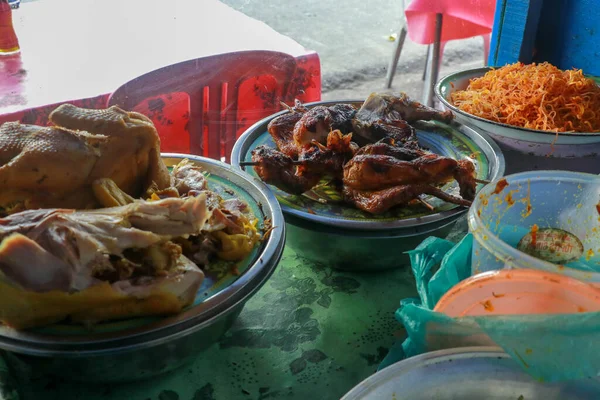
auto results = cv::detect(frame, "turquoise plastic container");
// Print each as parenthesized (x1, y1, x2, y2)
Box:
(468, 170, 600, 285)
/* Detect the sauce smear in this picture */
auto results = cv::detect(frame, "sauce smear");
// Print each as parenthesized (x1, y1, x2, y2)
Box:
(493, 178, 509, 194)
(530, 224, 539, 246)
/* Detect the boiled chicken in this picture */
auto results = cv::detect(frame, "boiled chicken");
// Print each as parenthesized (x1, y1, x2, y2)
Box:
(0, 195, 211, 329)
(0, 105, 171, 213)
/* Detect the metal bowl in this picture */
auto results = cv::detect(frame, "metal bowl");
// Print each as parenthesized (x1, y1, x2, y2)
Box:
(0, 154, 286, 383)
(342, 347, 600, 399)
(284, 213, 457, 271)
(231, 100, 504, 270)
(435, 68, 600, 174)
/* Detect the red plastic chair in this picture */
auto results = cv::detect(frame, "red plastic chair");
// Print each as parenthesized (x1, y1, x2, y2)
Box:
(108, 50, 299, 163)
(385, 0, 496, 107)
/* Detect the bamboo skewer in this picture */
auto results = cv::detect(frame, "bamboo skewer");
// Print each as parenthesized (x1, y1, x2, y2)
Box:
(417, 197, 435, 211)
(239, 161, 305, 167)
(241, 162, 490, 186)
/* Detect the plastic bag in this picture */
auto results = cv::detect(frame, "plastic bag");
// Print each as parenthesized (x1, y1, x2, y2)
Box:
(379, 234, 600, 382)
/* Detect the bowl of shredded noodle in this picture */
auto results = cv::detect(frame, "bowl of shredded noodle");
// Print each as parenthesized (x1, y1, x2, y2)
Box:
(435, 63, 600, 146)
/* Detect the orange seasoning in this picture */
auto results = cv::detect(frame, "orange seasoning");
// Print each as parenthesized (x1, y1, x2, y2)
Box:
(493, 178, 509, 194)
(505, 191, 515, 206)
(586, 249, 595, 261)
(530, 224, 539, 246)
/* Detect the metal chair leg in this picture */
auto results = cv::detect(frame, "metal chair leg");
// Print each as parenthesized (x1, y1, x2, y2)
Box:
(422, 45, 430, 81)
(423, 13, 443, 107)
(482, 33, 491, 65)
(385, 26, 408, 89)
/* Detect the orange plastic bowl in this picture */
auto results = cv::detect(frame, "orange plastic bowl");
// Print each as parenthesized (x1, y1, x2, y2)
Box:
(434, 269, 600, 317)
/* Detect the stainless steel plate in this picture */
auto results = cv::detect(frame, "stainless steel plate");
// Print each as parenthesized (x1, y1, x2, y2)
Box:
(0, 154, 285, 356)
(342, 347, 600, 400)
(435, 67, 600, 145)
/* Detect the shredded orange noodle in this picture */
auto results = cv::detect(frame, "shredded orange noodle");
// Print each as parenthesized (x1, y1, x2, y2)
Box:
(450, 62, 600, 133)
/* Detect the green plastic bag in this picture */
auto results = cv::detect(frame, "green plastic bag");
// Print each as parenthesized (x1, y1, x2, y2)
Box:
(379, 234, 600, 382)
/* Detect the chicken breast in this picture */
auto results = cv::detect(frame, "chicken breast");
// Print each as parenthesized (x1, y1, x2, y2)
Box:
(0, 195, 211, 329)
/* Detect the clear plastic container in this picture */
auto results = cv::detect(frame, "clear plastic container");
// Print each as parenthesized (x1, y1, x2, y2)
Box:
(468, 170, 600, 286)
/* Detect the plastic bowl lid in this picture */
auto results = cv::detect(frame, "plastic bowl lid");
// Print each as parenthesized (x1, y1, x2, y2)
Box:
(434, 269, 600, 317)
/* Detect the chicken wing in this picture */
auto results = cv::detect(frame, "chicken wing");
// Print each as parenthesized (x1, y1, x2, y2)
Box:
(351, 92, 452, 145)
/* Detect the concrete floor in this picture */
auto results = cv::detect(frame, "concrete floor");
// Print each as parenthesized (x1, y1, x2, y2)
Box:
(10, 0, 488, 104)
(221, 0, 486, 101)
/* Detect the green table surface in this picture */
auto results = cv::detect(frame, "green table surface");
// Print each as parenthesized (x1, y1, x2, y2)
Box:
(5, 217, 468, 400)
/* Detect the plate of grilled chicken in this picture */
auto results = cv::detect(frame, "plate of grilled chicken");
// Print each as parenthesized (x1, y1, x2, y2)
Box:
(232, 92, 505, 230)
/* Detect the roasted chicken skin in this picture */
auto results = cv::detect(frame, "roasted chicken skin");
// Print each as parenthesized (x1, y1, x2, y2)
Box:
(0, 105, 171, 214)
(343, 153, 476, 198)
(267, 99, 308, 158)
(292, 103, 357, 147)
(49, 104, 171, 196)
(351, 93, 452, 145)
(251, 145, 322, 195)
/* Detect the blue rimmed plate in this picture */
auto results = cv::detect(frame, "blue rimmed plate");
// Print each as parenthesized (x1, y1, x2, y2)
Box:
(0, 154, 285, 355)
(231, 100, 505, 231)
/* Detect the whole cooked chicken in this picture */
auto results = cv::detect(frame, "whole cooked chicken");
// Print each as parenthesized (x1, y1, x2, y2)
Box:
(0, 195, 211, 329)
(0, 105, 171, 214)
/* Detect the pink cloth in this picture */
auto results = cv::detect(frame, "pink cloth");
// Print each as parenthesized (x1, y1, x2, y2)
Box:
(405, 0, 496, 44)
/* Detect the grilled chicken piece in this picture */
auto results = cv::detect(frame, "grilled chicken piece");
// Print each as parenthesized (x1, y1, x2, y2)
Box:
(251, 145, 322, 195)
(0, 195, 211, 329)
(354, 141, 426, 161)
(343, 153, 476, 201)
(344, 184, 472, 214)
(296, 130, 357, 177)
(293, 103, 357, 147)
(0, 105, 171, 213)
(351, 93, 453, 145)
(267, 100, 308, 158)
(251, 130, 357, 194)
